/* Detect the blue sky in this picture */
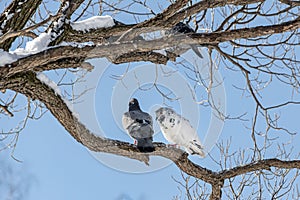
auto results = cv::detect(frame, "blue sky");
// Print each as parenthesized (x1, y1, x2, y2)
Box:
(1, 0, 300, 199)
(1, 51, 225, 200)
(3, 53, 300, 199)
(11, 112, 182, 200)
(0, 54, 217, 200)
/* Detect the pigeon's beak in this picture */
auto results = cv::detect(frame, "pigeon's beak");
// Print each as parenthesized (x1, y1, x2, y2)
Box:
(155, 110, 160, 121)
(155, 112, 159, 120)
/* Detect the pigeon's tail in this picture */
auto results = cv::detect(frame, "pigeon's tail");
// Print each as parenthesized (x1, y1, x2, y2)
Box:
(187, 140, 205, 157)
(191, 45, 203, 58)
(137, 137, 154, 152)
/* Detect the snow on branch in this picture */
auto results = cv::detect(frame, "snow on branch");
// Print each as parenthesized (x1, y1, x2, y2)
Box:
(36, 72, 78, 118)
(70, 15, 115, 32)
(0, 32, 53, 66)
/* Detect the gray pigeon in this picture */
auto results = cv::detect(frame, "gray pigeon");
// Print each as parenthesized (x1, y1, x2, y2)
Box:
(122, 98, 154, 152)
(167, 22, 203, 59)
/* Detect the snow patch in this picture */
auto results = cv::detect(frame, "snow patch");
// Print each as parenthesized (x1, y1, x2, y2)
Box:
(0, 14, 115, 66)
(60, 41, 94, 48)
(153, 49, 167, 56)
(25, 32, 52, 52)
(71, 15, 115, 32)
(0, 32, 53, 66)
(37, 73, 62, 96)
(0, 30, 54, 66)
(4, 12, 14, 20)
(0, 49, 19, 66)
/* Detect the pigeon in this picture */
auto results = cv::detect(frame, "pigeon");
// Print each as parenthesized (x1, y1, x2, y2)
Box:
(122, 98, 154, 152)
(155, 107, 205, 157)
(167, 22, 203, 59)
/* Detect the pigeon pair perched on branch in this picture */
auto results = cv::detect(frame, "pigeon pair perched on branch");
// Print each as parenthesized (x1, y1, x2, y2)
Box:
(122, 98, 205, 157)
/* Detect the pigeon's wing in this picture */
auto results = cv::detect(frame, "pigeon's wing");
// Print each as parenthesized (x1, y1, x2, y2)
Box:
(122, 112, 135, 131)
(142, 111, 153, 126)
(177, 117, 204, 157)
(134, 111, 154, 139)
(177, 117, 199, 142)
(129, 110, 153, 126)
(123, 110, 154, 139)
(122, 110, 153, 129)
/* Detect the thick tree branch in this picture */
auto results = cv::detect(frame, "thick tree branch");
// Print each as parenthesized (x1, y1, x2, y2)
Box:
(0, 71, 219, 183)
(55, 13, 300, 45)
(64, 23, 135, 44)
(2, 71, 300, 193)
(280, 0, 300, 6)
(60, 0, 264, 44)
(113, 51, 169, 64)
(1, 15, 299, 78)
(210, 181, 224, 200)
(191, 15, 300, 44)
(0, 71, 151, 163)
(220, 159, 300, 179)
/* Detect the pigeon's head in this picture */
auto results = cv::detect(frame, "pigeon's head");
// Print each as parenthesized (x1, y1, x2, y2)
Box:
(175, 22, 186, 28)
(155, 107, 164, 116)
(169, 22, 194, 35)
(155, 107, 170, 122)
(128, 98, 141, 111)
(155, 107, 176, 118)
(156, 107, 173, 114)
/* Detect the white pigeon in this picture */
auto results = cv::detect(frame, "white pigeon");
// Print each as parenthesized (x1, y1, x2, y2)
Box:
(155, 107, 205, 157)
(122, 98, 154, 152)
